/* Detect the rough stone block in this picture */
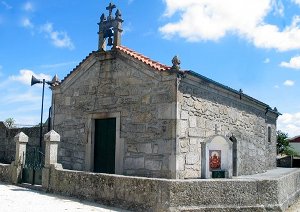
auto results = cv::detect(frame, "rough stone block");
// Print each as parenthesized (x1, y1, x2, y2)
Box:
(180, 121, 188, 137)
(157, 103, 176, 120)
(186, 153, 199, 165)
(127, 144, 138, 152)
(176, 155, 185, 171)
(189, 116, 197, 128)
(188, 128, 205, 137)
(125, 157, 145, 169)
(74, 151, 85, 160)
(138, 143, 152, 154)
(99, 97, 117, 105)
(180, 139, 189, 148)
(189, 144, 199, 152)
(182, 170, 199, 179)
(123, 124, 146, 133)
(180, 139, 189, 153)
(145, 160, 162, 171)
(153, 144, 158, 154)
(73, 163, 83, 170)
(185, 164, 201, 171)
(189, 138, 198, 145)
(181, 111, 189, 120)
(141, 95, 150, 104)
(157, 140, 172, 154)
(65, 97, 71, 106)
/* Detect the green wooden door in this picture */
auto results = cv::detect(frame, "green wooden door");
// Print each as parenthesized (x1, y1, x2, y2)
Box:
(94, 118, 116, 174)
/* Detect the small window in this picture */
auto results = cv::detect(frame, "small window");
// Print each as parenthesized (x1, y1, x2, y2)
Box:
(268, 126, 272, 142)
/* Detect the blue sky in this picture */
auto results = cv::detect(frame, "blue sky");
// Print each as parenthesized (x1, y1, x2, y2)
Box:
(0, 0, 299, 137)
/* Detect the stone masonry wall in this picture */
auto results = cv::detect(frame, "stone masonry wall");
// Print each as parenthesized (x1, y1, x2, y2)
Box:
(46, 166, 300, 211)
(0, 163, 11, 182)
(53, 51, 177, 178)
(176, 77, 277, 179)
(0, 122, 44, 164)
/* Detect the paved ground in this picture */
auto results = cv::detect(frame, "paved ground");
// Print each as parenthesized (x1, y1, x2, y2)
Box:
(1, 180, 300, 211)
(287, 201, 300, 212)
(0, 182, 129, 212)
(237, 167, 298, 179)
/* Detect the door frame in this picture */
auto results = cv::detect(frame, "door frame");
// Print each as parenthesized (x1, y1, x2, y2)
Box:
(85, 112, 123, 174)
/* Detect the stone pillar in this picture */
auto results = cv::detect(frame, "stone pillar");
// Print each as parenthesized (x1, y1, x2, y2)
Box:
(42, 130, 60, 189)
(11, 132, 28, 184)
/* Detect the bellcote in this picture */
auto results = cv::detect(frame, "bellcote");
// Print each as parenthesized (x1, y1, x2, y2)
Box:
(98, 3, 123, 51)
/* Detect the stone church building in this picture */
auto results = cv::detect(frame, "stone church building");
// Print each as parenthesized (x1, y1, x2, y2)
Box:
(51, 4, 280, 179)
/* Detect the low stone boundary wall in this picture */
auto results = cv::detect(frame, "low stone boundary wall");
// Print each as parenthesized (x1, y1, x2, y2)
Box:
(1, 131, 300, 211)
(278, 169, 300, 209)
(0, 163, 11, 183)
(48, 165, 169, 211)
(0, 122, 45, 164)
(46, 166, 300, 211)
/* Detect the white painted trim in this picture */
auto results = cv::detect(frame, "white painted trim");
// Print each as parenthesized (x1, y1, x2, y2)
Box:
(201, 135, 233, 179)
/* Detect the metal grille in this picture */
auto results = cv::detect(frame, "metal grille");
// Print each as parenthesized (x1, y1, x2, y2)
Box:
(22, 147, 44, 185)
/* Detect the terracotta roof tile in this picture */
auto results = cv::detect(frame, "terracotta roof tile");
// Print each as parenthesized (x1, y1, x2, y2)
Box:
(60, 46, 171, 85)
(116, 46, 171, 71)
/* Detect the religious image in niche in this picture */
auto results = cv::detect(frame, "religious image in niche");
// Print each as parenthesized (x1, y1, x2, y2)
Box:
(209, 150, 221, 170)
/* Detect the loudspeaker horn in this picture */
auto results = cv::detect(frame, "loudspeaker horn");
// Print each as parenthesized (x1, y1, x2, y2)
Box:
(31, 75, 42, 86)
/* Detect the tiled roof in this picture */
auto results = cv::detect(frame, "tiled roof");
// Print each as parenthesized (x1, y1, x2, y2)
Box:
(60, 46, 171, 84)
(116, 46, 171, 71)
(56, 46, 279, 115)
(289, 136, 300, 143)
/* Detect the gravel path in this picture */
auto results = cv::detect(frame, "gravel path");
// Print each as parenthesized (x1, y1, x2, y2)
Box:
(287, 199, 300, 212)
(0, 182, 129, 212)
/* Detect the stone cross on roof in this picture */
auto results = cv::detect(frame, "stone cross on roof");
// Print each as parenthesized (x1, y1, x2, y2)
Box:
(98, 2, 123, 51)
(106, 2, 116, 20)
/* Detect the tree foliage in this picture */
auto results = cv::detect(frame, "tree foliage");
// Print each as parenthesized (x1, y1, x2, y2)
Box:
(277, 130, 298, 156)
(4, 118, 15, 128)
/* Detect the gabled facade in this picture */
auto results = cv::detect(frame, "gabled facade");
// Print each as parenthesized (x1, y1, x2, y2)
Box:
(51, 4, 280, 179)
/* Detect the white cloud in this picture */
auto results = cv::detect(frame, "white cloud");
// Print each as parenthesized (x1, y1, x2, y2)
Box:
(251, 16, 300, 51)
(0, 68, 52, 125)
(1, 1, 12, 10)
(271, 0, 284, 16)
(264, 58, 270, 63)
(278, 112, 300, 137)
(21, 17, 34, 28)
(123, 22, 133, 35)
(160, 0, 300, 51)
(283, 80, 295, 86)
(1, 90, 41, 104)
(160, 0, 271, 41)
(9, 69, 51, 85)
(280, 56, 300, 69)
(20, 18, 74, 50)
(39, 61, 77, 69)
(23, 2, 34, 12)
(293, 0, 300, 6)
(40, 23, 75, 50)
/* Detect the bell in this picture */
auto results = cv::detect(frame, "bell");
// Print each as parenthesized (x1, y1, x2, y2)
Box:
(108, 37, 113, 46)
(31, 75, 42, 86)
(105, 28, 113, 38)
